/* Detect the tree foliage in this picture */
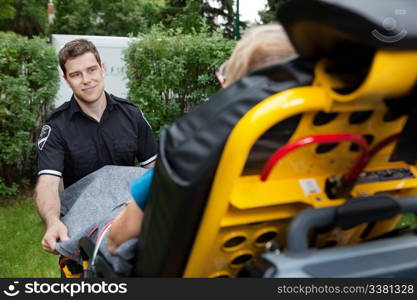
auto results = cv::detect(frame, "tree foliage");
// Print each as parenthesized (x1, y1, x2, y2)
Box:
(0, 0, 15, 21)
(0, 0, 48, 37)
(161, 0, 246, 39)
(48, 0, 242, 39)
(125, 25, 236, 135)
(159, 0, 205, 34)
(259, 0, 289, 24)
(202, 0, 237, 39)
(48, 0, 163, 36)
(0, 32, 59, 196)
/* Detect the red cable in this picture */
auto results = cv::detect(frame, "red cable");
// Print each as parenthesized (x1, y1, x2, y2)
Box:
(95, 220, 113, 243)
(260, 134, 369, 181)
(86, 227, 98, 238)
(369, 133, 401, 159)
(346, 133, 401, 181)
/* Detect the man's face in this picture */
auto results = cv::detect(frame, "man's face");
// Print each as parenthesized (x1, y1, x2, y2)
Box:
(64, 52, 105, 104)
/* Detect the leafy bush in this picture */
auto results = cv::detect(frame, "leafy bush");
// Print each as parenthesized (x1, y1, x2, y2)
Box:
(0, 32, 59, 197)
(125, 25, 236, 135)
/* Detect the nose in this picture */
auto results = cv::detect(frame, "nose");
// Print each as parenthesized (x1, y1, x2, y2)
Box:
(81, 72, 92, 84)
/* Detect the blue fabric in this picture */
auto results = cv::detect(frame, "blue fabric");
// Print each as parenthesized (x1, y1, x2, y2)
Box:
(130, 168, 154, 210)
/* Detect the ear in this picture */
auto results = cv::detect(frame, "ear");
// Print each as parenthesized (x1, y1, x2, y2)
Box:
(101, 63, 106, 74)
(63, 74, 71, 87)
(63, 73, 75, 89)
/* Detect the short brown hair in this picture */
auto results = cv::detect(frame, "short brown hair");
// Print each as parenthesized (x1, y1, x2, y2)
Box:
(58, 39, 101, 76)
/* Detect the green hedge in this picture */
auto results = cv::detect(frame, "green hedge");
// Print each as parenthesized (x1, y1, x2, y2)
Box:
(0, 32, 59, 197)
(125, 26, 236, 135)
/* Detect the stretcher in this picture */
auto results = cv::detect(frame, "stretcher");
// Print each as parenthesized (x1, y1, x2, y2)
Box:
(81, 0, 417, 278)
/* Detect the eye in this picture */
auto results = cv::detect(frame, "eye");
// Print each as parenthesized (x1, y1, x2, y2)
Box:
(88, 66, 98, 72)
(69, 72, 80, 78)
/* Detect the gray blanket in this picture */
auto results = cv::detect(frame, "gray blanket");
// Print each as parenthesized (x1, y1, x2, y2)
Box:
(55, 165, 147, 275)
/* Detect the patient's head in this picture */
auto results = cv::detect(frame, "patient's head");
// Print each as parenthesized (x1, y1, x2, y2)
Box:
(223, 23, 295, 87)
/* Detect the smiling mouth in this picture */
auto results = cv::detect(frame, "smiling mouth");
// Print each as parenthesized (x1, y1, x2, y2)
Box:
(82, 86, 96, 92)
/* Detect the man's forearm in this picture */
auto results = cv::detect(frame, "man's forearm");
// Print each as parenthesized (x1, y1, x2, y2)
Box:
(35, 176, 68, 254)
(34, 182, 61, 227)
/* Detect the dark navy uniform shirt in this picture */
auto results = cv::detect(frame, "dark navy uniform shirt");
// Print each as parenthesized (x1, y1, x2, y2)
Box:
(37, 92, 157, 188)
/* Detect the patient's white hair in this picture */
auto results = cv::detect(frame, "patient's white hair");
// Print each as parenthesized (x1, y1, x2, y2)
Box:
(224, 23, 295, 86)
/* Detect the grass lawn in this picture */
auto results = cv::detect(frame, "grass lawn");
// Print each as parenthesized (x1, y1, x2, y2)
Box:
(396, 213, 417, 229)
(0, 195, 60, 278)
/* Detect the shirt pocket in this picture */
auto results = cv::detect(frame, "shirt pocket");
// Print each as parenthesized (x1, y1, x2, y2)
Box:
(113, 140, 136, 164)
(71, 145, 96, 170)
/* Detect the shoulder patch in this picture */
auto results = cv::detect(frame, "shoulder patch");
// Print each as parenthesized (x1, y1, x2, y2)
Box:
(38, 125, 51, 151)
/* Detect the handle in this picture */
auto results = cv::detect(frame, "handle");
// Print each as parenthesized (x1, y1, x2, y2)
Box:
(286, 195, 417, 254)
(260, 133, 369, 181)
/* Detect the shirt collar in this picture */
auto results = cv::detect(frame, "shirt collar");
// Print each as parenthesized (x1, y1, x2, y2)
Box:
(105, 92, 120, 111)
(69, 95, 82, 118)
(69, 92, 119, 118)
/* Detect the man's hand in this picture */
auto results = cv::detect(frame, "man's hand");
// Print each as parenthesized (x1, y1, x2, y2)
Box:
(41, 220, 69, 255)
